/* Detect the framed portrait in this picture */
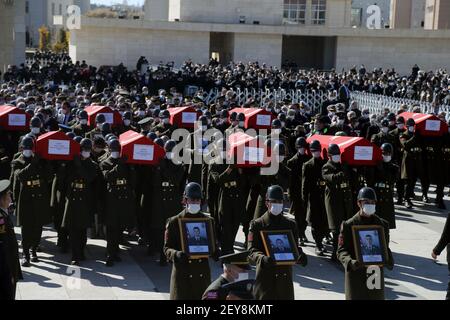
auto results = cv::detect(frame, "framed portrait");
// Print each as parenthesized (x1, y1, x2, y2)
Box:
(260, 230, 299, 265)
(351, 225, 388, 266)
(178, 218, 215, 259)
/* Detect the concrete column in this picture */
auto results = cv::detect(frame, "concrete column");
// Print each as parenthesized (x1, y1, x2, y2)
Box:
(305, 0, 312, 26)
(390, 0, 412, 28)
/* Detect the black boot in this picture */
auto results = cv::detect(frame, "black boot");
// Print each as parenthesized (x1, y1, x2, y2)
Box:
(31, 248, 39, 263)
(21, 251, 31, 267)
(422, 195, 429, 203)
(405, 199, 413, 209)
(105, 256, 114, 267)
(436, 199, 446, 210)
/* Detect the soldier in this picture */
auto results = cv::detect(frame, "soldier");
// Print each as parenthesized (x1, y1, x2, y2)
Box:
(431, 212, 449, 300)
(390, 116, 406, 205)
(86, 113, 106, 140)
(137, 117, 153, 136)
(287, 137, 311, 245)
(247, 185, 308, 300)
(100, 139, 137, 266)
(422, 134, 444, 209)
(302, 140, 329, 255)
(148, 140, 185, 265)
(440, 120, 450, 208)
(0, 180, 22, 300)
(210, 149, 246, 254)
(164, 182, 218, 300)
(72, 110, 90, 137)
(116, 111, 137, 135)
(154, 109, 176, 137)
(10, 137, 53, 266)
(400, 118, 425, 209)
(322, 144, 353, 261)
(373, 143, 399, 229)
(371, 119, 396, 147)
(202, 251, 252, 300)
(337, 187, 394, 300)
(62, 139, 101, 265)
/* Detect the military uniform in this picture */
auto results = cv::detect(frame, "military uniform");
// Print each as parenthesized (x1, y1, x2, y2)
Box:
(371, 131, 396, 148)
(210, 164, 246, 254)
(301, 157, 329, 247)
(72, 123, 91, 137)
(62, 156, 101, 262)
(50, 161, 70, 250)
(400, 131, 424, 201)
(164, 210, 215, 300)
(248, 211, 306, 300)
(337, 212, 394, 300)
(0, 204, 23, 299)
(100, 156, 137, 261)
(373, 161, 399, 229)
(86, 127, 104, 141)
(10, 155, 53, 257)
(390, 127, 406, 202)
(202, 276, 230, 300)
(286, 152, 311, 239)
(421, 136, 444, 202)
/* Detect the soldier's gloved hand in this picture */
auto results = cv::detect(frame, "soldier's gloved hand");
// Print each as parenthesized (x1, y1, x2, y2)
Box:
(175, 251, 189, 264)
(350, 259, 364, 271)
(262, 255, 275, 268)
(296, 252, 308, 267)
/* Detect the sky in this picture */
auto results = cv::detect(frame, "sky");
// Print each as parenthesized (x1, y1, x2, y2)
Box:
(91, 0, 145, 6)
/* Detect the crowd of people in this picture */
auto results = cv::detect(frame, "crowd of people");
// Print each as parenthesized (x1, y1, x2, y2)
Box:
(0, 52, 449, 301)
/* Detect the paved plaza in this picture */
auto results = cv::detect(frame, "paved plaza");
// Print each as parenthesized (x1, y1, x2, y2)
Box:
(14, 187, 450, 300)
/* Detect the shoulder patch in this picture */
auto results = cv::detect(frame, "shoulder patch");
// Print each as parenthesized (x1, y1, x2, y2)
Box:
(206, 291, 218, 299)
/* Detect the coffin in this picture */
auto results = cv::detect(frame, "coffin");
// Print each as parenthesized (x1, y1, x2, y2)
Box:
(229, 108, 274, 130)
(400, 112, 448, 137)
(119, 130, 165, 165)
(35, 131, 80, 160)
(168, 106, 199, 129)
(228, 132, 270, 168)
(85, 105, 122, 127)
(0, 105, 31, 131)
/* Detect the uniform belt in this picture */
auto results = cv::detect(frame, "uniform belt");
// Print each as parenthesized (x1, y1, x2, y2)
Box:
(224, 181, 237, 188)
(317, 180, 326, 187)
(426, 147, 434, 152)
(339, 183, 349, 188)
(116, 179, 127, 185)
(162, 182, 175, 187)
(72, 182, 86, 189)
(375, 182, 391, 189)
(410, 147, 422, 152)
(26, 179, 41, 187)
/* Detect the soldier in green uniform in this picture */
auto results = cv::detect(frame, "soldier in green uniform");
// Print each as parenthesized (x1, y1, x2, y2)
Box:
(154, 109, 176, 137)
(322, 144, 353, 261)
(62, 139, 102, 265)
(116, 111, 137, 135)
(421, 134, 445, 209)
(248, 185, 308, 300)
(51, 159, 70, 253)
(337, 187, 394, 300)
(10, 137, 53, 266)
(149, 140, 185, 265)
(400, 118, 425, 209)
(287, 137, 311, 245)
(72, 110, 90, 137)
(100, 139, 137, 266)
(0, 180, 22, 300)
(86, 114, 106, 140)
(302, 140, 329, 256)
(373, 143, 399, 229)
(202, 251, 252, 300)
(371, 119, 396, 147)
(210, 148, 246, 254)
(164, 182, 218, 300)
(440, 120, 450, 208)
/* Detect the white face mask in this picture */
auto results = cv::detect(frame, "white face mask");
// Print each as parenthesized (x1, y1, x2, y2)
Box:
(239, 121, 245, 128)
(111, 152, 120, 159)
(337, 119, 345, 125)
(312, 151, 321, 158)
(236, 272, 249, 282)
(397, 124, 404, 130)
(331, 155, 341, 163)
(123, 119, 131, 126)
(163, 118, 170, 124)
(81, 151, 91, 159)
(166, 152, 173, 160)
(270, 203, 283, 216)
(408, 126, 414, 133)
(31, 127, 40, 134)
(80, 119, 88, 125)
(363, 204, 376, 216)
(187, 203, 201, 214)
(381, 127, 389, 134)
(383, 155, 392, 163)
(298, 148, 305, 155)
(97, 123, 102, 129)
(23, 150, 33, 158)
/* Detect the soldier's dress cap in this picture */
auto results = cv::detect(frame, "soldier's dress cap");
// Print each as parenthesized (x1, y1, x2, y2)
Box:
(138, 117, 152, 126)
(221, 280, 255, 300)
(0, 180, 11, 195)
(220, 251, 251, 270)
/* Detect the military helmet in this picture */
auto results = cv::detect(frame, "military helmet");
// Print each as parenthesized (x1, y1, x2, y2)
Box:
(295, 137, 307, 149)
(271, 119, 282, 128)
(30, 116, 41, 128)
(21, 136, 34, 150)
(381, 143, 393, 154)
(277, 113, 286, 122)
(357, 187, 377, 202)
(74, 136, 83, 144)
(381, 119, 389, 127)
(237, 113, 245, 122)
(80, 138, 93, 150)
(387, 113, 396, 122)
(95, 113, 106, 124)
(198, 115, 208, 126)
(160, 109, 170, 119)
(220, 109, 229, 119)
(154, 138, 164, 148)
(164, 140, 176, 152)
(147, 132, 157, 141)
(79, 110, 88, 120)
(328, 144, 340, 156)
(309, 140, 321, 152)
(66, 132, 76, 139)
(101, 122, 111, 133)
(123, 111, 132, 120)
(230, 112, 238, 121)
(266, 185, 284, 201)
(406, 118, 415, 127)
(184, 182, 202, 200)
(396, 116, 405, 124)
(108, 139, 121, 152)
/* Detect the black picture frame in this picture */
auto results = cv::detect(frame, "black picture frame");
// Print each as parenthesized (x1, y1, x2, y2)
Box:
(351, 225, 388, 266)
(260, 230, 299, 265)
(178, 218, 215, 259)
